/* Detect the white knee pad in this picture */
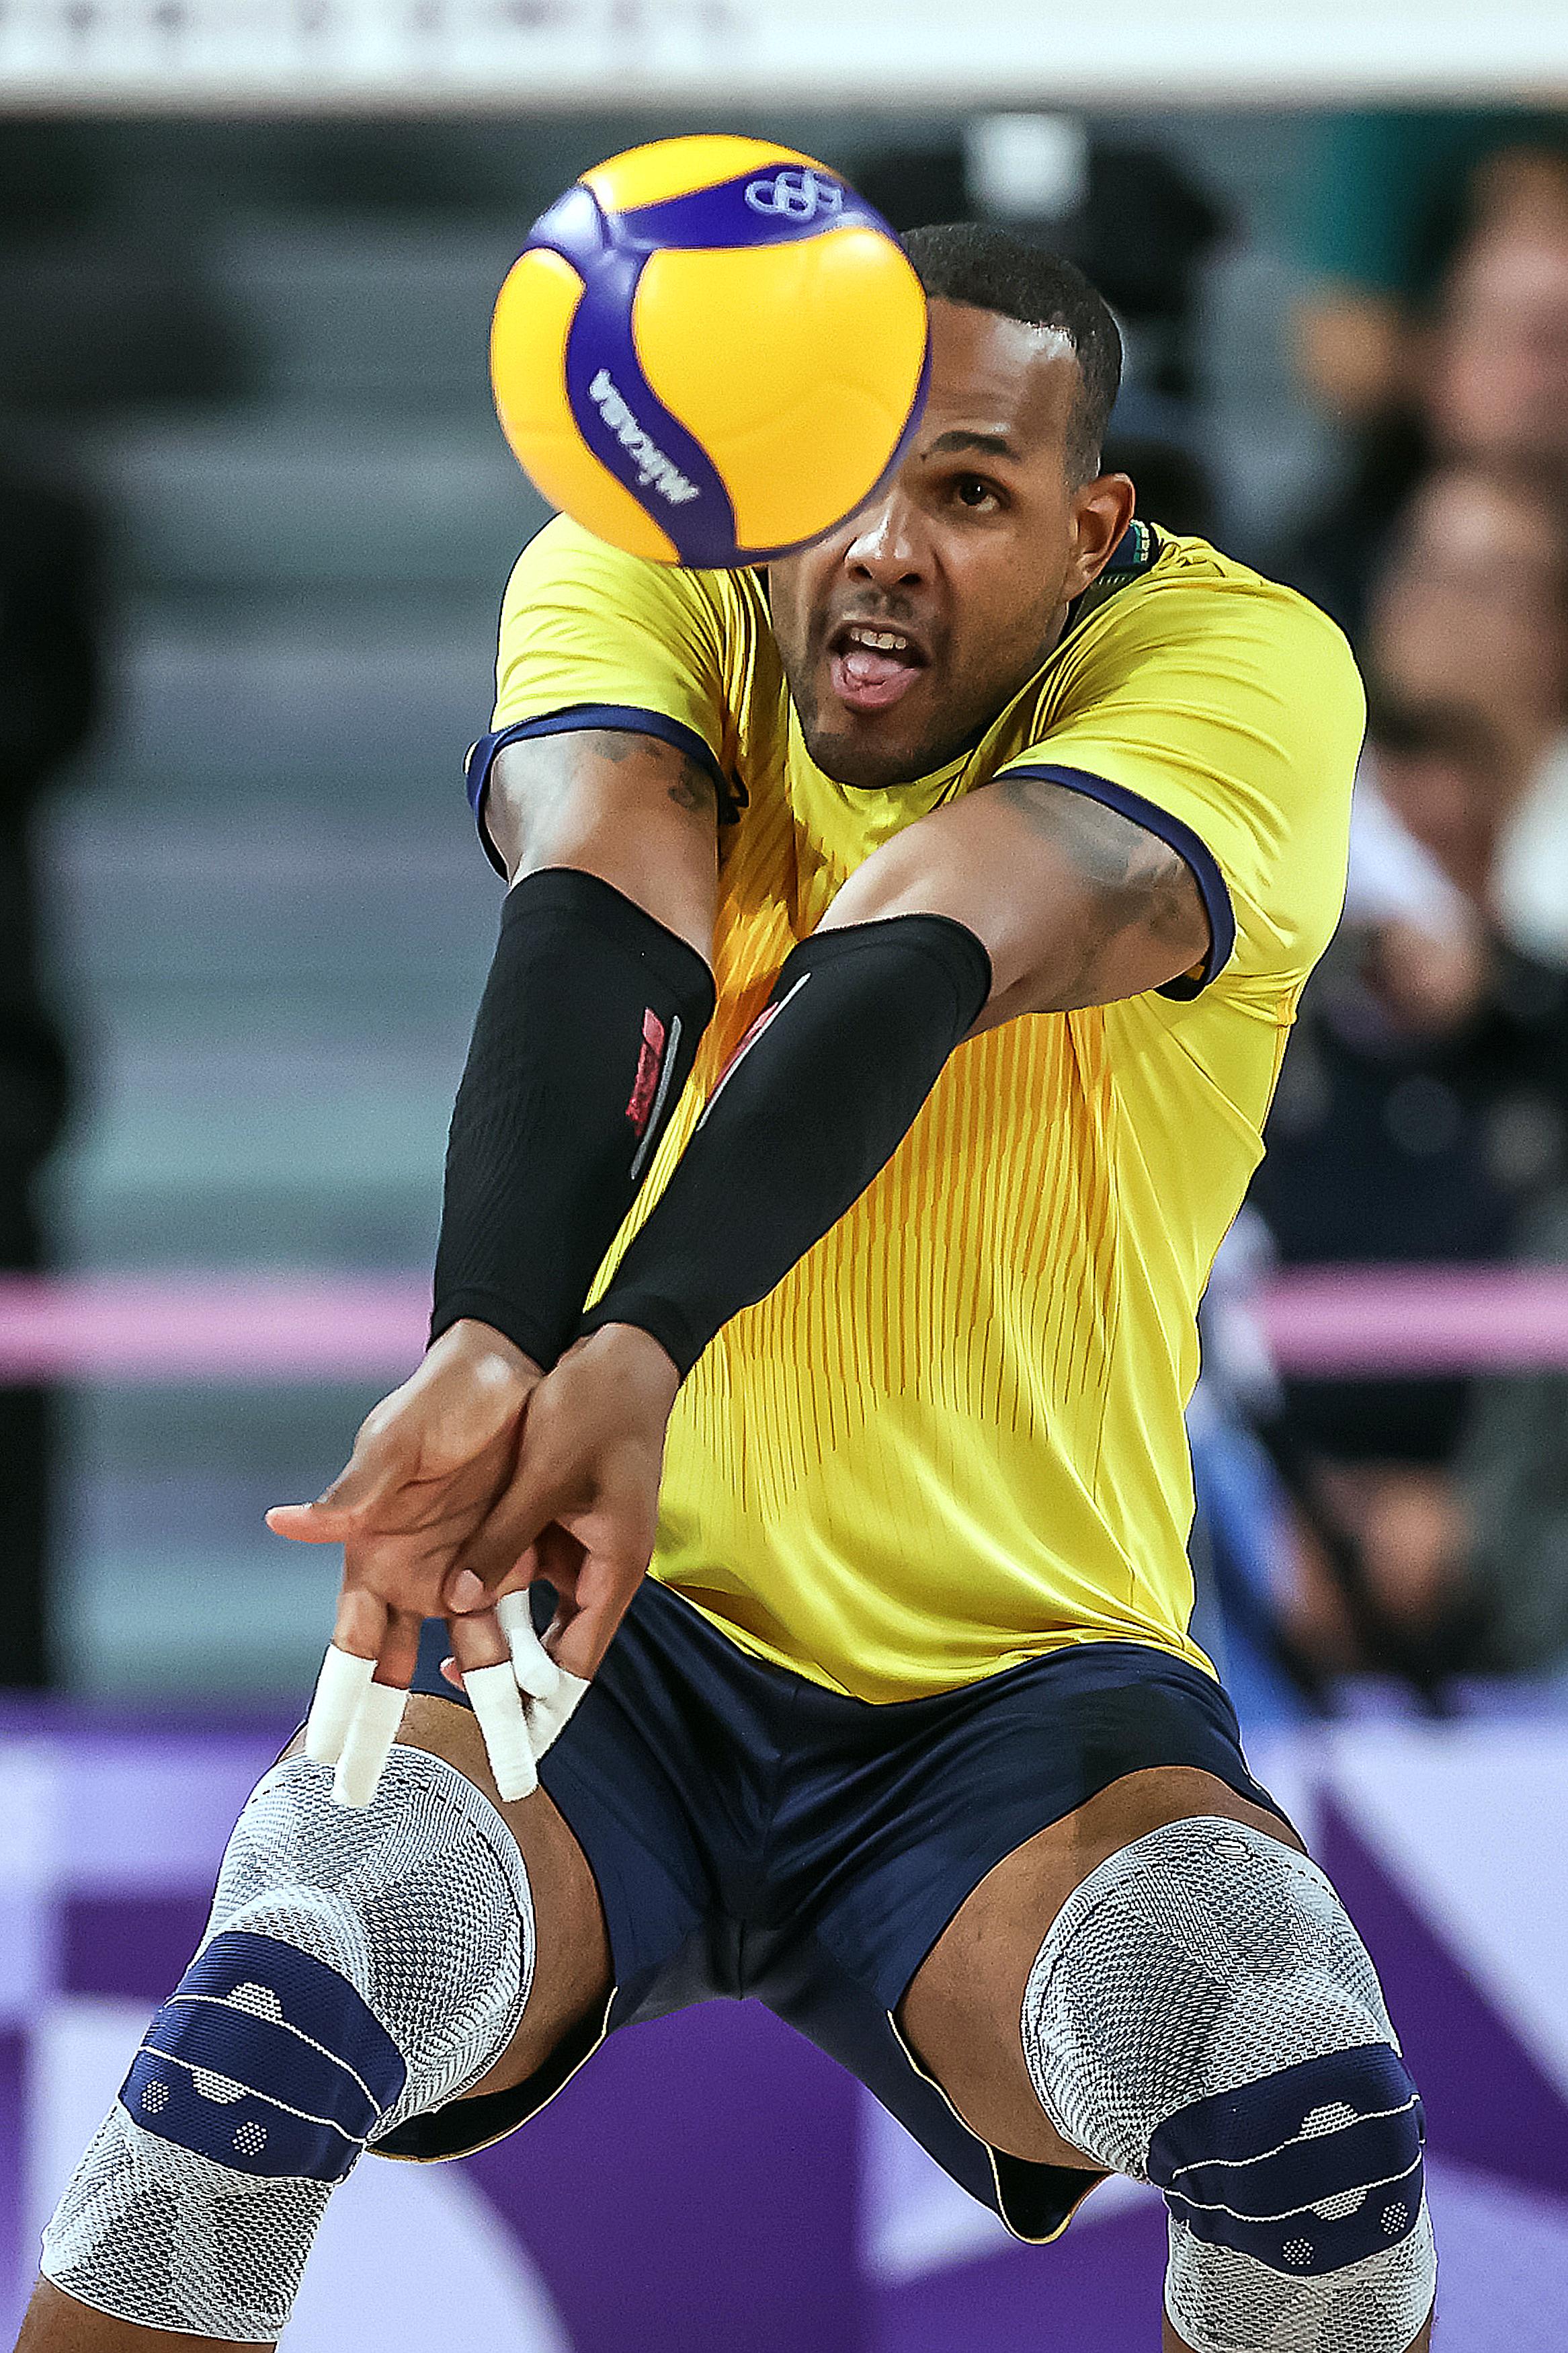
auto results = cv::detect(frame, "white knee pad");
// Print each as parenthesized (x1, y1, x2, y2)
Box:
(41, 1745, 533, 2342)
(1022, 1818, 1436, 2353)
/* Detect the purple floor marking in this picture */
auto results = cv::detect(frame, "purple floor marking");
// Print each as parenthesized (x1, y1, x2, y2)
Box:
(0, 2030, 25, 2341)
(62, 1738, 275, 1890)
(468, 1999, 863, 2353)
(870, 2202, 1168, 2353)
(0, 1698, 298, 1742)
(60, 1894, 214, 2003)
(1321, 1797, 1568, 2198)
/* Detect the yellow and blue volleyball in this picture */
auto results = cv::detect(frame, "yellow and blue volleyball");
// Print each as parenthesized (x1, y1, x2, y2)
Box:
(490, 134, 930, 567)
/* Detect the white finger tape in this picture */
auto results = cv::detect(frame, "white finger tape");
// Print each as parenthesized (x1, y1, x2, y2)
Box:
(496, 1592, 563, 1701)
(464, 1662, 539, 1802)
(332, 1679, 407, 1810)
(304, 1644, 376, 1768)
(526, 1670, 589, 1761)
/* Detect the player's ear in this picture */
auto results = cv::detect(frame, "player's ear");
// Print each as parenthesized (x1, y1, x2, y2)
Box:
(1063, 471, 1136, 599)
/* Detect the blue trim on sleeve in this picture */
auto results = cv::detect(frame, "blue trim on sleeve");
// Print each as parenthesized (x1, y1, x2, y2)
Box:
(999, 762, 1235, 997)
(464, 706, 737, 875)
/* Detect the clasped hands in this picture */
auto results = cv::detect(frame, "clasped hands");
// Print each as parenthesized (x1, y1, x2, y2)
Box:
(268, 1318, 680, 1808)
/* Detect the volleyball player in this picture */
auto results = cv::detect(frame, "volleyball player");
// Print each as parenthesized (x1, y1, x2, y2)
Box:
(22, 226, 1434, 2353)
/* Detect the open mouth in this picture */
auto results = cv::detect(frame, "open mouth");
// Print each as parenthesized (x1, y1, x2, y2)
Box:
(826, 618, 930, 715)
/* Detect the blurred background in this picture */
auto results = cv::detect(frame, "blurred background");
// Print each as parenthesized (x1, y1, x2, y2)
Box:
(4, 8, 1568, 2347)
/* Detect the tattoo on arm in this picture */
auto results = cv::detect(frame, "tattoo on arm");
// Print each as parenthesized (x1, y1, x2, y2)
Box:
(583, 725, 719, 800)
(997, 773, 1205, 1006)
(582, 729, 718, 816)
(665, 754, 719, 815)
(491, 727, 719, 871)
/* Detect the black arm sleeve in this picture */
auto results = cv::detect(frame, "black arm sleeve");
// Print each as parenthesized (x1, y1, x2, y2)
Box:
(431, 867, 716, 1367)
(578, 914, 991, 1378)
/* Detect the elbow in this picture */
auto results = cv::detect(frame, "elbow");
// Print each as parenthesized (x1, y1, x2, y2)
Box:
(819, 853, 1026, 1001)
(820, 836, 966, 937)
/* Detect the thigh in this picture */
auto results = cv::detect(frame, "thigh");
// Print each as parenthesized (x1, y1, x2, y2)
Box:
(899, 1765, 1306, 2167)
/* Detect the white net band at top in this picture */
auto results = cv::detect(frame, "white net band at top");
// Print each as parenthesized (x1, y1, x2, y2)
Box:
(2, 0, 1567, 112)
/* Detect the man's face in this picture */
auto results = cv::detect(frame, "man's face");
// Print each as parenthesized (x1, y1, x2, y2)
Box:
(1430, 231, 1568, 475)
(768, 299, 1132, 791)
(1370, 469, 1568, 737)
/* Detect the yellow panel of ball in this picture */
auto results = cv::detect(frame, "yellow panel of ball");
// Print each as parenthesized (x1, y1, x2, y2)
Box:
(490, 247, 678, 564)
(490, 135, 930, 569)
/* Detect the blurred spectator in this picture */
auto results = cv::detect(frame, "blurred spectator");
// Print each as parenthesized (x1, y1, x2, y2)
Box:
(1428, 221, 1568, 492)
(0, 458, 102, 1687)
(1279, 110, 1568, 638)
(1250, 463, 1568, 1679)
(1299, 1170, 1568, 1685)
(1291, 109, 1568, 424)
(1451, 1188, 1568, 1675)
(1368, 461, 1568, 951)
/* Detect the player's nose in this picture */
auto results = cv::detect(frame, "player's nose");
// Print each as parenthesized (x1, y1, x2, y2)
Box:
(843, 493, 928, 591)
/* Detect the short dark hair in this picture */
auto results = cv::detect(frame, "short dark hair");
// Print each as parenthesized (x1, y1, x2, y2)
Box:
(900, 222, 1122, 481)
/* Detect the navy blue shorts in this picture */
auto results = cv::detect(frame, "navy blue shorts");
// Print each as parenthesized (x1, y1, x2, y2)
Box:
(381, 1578, 1288, 2239)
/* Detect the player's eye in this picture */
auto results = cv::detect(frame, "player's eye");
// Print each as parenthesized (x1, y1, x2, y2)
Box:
(953, 475, 1003, 512)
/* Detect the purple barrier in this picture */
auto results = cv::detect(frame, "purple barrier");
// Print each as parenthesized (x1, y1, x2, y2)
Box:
(5, 1715, 1568, 2349)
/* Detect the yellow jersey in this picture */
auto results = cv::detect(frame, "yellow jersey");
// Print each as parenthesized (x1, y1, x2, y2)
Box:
(489, 516, 1364, 1703)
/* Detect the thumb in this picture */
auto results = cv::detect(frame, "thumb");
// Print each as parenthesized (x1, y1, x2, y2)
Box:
(266, 1499, 352, 1543)
(267, 1445, 402, 1542)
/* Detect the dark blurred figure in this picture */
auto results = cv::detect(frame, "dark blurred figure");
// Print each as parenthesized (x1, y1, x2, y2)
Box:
(1250, 465, 1568, 1679)
(0, 120, 251, 415)
(1100, 436, 1217, 539)
(1279, 111, 1568, 639)
(862, 116, 1227, 408)
(0, 461, 102, 1685)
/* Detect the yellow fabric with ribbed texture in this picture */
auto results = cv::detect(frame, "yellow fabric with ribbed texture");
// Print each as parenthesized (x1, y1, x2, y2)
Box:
(491, 516, 1364, 1702)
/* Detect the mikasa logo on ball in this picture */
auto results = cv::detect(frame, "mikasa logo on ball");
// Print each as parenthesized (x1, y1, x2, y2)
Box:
(744, 169, 843, 223)
(587, 368, 702, 507)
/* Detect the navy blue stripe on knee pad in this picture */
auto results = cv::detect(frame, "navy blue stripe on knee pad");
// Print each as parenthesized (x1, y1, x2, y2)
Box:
(120, 1929, 406, 2184)
(1147, 2043, 1426, 2277)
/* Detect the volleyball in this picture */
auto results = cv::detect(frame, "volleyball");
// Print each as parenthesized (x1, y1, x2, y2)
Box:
(489, 134, 930, 567)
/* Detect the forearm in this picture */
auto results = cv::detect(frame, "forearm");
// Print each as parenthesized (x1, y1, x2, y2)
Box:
(431, 868, 715, 1369)
(580, 913, 991, 1376)
(430, 724, 724, 1369)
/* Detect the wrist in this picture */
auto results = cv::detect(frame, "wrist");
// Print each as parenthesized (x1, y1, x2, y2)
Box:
(565, 1320, 682, 1412)
(427, 1318, 542, 1392)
